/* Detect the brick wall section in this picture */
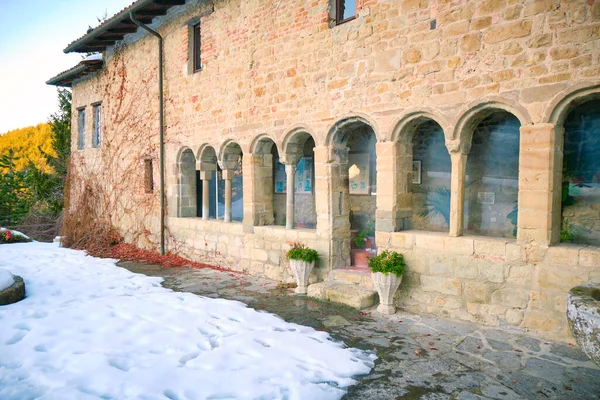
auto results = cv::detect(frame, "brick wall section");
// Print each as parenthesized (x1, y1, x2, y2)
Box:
(68, 0, 600, 341)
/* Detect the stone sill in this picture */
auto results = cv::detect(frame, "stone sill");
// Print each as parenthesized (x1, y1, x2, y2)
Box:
(168, 217, 244, 234)
(254, 225, 318, 241)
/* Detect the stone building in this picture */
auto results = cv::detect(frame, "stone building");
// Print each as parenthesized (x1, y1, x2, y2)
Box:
(48, 0, 600, 341)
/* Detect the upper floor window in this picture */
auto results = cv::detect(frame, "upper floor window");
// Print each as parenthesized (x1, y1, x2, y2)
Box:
(336, 0, 356, 24)
(193, 22, 201, 72)
(92, 104, 101, 148)
(78, 109, 86, 150)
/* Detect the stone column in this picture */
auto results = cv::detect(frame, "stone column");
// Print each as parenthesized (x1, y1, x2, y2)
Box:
(449, 151, 467, 237)
(199, 170, 212, 220)
(285, 162, 297, 229)
(517, 123, 563, 245)
(376, 142, 399, 232)
(222, 169, 234, 223)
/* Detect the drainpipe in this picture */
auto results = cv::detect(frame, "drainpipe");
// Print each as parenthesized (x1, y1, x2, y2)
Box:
(130, 12, 166, 255)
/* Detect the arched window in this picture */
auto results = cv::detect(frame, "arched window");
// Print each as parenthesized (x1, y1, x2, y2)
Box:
(178, 148, 198, 217)
(219, 142, 243, 223)
(411, 120, 451, 232)
(562, 99, 600, 246)
(281, 131, 317, 229)
(464, 112, 520, 238)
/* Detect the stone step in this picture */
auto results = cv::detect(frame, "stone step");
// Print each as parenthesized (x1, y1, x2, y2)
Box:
(307, 281, 378, 310)
(329, 266, 375, 290)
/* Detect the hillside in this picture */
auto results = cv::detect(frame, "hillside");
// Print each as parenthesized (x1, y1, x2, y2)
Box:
(0, 123, 55, 173)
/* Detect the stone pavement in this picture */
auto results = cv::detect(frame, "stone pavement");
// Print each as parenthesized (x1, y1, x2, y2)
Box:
(119, 262, 600, 400)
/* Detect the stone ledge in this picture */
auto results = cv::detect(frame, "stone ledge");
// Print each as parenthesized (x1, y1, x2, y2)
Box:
(307, 281, 378, 310)
(0, 276, 25, 306)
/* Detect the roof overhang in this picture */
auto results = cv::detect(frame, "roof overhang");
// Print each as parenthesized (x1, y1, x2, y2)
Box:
(46, 59, 104, 87)
(64, 0, 185, 54)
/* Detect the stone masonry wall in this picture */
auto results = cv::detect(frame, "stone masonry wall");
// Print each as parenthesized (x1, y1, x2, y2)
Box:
(377, 230, 600, 341)
(67, 0, 600, 341)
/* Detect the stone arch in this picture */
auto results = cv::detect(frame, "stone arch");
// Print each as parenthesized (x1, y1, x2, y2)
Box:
(391, 108, 451, 143)
(250, 133, 280, 155)
(281, 125, 316, 162)
(281, 124, 317, 157)
(278, 125, 318, 229)
(217, 140, 244, 222)
(325, 113, 381, 148)
(326, 115, 379, 165)
(177, 146, 198, 218)
(218, 139, 243, 168)
(452, 97, 532, 152)
(195, 144, 218, 220)
(543, 82, 600, 126)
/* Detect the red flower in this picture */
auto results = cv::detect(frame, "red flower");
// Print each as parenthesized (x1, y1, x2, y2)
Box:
(6, 230, 11, 241)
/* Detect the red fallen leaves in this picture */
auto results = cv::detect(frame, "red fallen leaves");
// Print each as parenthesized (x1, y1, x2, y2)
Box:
(477, 346, 481, 349)
(415, 349, 424, 358)
(429, 347, 438, 351)
(429, 342, 435, 346)
(512, 379, 518, 383)
(423, 334, 431, 337)
(108, 243, 236, 273)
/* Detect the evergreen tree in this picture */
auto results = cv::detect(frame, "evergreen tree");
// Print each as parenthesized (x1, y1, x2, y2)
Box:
(27, 88, 72, 216)
(0, 149, 31, 225)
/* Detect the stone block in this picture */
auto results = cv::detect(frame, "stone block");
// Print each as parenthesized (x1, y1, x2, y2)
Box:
(506, 265, 533, 286)
(484, 20, 532, 44)
(491, 288, 529, 309)
(548, 246, 580, 266)
(523, 311, 563, 334)
(464, 281, 491, 304)
(579, 248, 600, 268)
(506, 309, 524, 326)
(520, 83, 567, 104)
(479, 263, 506, 283)
(529, 290, 567, 313)
(537, 268, 588, 292)
(474, 240, 506, 257)
(421, 275, 462, 296)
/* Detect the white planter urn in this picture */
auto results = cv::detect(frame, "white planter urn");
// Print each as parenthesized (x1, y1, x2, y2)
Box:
(371, 272, 403, 314)
(289, 259, 315, 294)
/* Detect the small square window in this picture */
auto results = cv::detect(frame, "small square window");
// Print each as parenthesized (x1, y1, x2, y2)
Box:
(144, 159, 154, 193)
(336, 0, 356, 25)
(78, 109, 86, 150)
(193, 23, 201, 72)
(93, 104, 102, 148)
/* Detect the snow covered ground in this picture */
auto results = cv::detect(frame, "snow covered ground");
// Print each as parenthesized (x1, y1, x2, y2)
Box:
(0, 269, 14, 291)
(0, 243, 375, 400)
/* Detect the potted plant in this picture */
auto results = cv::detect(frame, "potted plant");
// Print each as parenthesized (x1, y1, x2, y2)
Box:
(351, 230, 372, 267)
(286, 242, 319, 294)
(369, 250, 406, 315)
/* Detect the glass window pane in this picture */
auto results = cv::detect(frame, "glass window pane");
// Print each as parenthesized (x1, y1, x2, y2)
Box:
(341, 0, 356, 20)
(78, 110, 85, 149)
(194, 24, 201, 71)
(562, 100, 600, 246)
(464, 112, 520, 238)
(412, 121, 451, 232)
(232, 156, 244, 222)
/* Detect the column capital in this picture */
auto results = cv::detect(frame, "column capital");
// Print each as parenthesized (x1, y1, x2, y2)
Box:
(199, 170, 213, 180)
(446, 140, 469, 155)
(222, 169, 235, 180)
(280, 154, 302, 166)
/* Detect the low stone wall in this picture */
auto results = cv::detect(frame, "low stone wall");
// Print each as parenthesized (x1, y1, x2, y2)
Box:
(377, 230, 600, 341)
(167, 217, 328, 282)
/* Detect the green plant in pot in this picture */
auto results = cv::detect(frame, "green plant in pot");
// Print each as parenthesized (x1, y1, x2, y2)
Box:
(287, 242, 319, 294)
(368, 250, 406, 315)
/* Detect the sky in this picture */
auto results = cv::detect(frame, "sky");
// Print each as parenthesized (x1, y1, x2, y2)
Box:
(0, 0, 134, 134)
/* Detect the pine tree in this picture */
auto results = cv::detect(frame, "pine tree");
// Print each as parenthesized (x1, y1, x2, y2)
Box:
(0, 149, 31, 225)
